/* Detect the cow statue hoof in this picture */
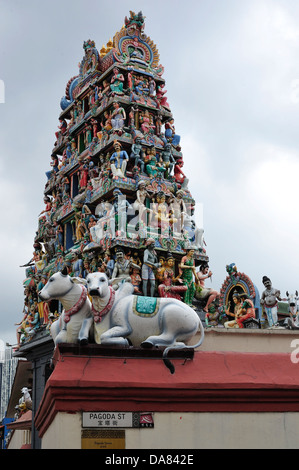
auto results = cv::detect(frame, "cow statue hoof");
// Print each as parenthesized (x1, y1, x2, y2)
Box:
(140, 340, 155, 349)
(79, 338, 89, 346)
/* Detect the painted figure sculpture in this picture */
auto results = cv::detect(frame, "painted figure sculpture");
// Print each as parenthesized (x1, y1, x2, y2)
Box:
(142, 238, 160, 296)
(178, 249, 197, 306)
(224, 291, 255, 329)
(110, 140, 129, 178)
(195, 262, 219, 313)
(260, 276, 281, 327)
(158, 253, 187, 300)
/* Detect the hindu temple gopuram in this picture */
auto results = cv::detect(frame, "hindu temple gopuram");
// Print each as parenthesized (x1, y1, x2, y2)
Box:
(6, 10, 299, 451)
(17, 10, 212, 350)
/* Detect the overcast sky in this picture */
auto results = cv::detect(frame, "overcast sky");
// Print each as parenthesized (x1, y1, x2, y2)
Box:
(1, 0, 299, 346)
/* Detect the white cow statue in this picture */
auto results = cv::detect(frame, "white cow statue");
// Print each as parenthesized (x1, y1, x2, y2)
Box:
(39, 268, 93, 345)
(286, 291, 299, 330)
(85, 272, 205, 373)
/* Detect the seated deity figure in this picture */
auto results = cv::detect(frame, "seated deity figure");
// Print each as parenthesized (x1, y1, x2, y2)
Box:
(164, 118, 181, 148)
(183, 214, 205, 252)
(158, 253, 187, 301)
(146, 155, 166, 179)
(195, 262, 219, 313)
(132, 180, 154, 223)
(153, 192, 177, 235)
(112, 188, 132, 237)
(90, 201, 115, 242)
(224, 291, 255, 329)
(110, 140, 129, 178)
(130, 267, 142, 294)
(111, 102, 126, 134)
(111, 248, 140, 288)
(110, 67, 125, 95)
(174, 158, 189, 189)
(169, 189, 187, 235)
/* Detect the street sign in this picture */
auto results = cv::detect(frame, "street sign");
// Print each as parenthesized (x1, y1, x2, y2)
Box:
(82, 411, 154, 428)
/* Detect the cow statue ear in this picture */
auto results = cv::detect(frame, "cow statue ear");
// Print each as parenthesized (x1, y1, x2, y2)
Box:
(72, 277, 87, 286)
(61, 266, 68, 276)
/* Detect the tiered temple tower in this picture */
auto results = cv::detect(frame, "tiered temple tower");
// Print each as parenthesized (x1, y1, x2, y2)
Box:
(19, 11, 208, 348)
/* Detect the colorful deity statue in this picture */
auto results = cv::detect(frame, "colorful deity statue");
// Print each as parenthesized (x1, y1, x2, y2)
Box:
(131, 249, 141, 263)
(153, 191, 177, 235)
(112, 248, 140, 288)
(55, 118, 67, 143)
(110, 140, 129, 178)
(156, 83, 170, 109)
(79, 162, 89, 191)
(97, 110, 112, 142)
(111, 102, 126, 135)
(132, 180, 153, 223)
(72, 252, 83, 277)
(195, 262, 219, 313)
(130, 267, 142, 294)
(156, 256, 166, 284)
(112, 188, 132, 237)
(146, 155, 166, 179)
(130, 136, 145, 172)
(142, 238, 161, 297)
(205, 303, 221, 327)
(174, 159, 189, 189)
(164, 118, 181, 149)
(226, 263, 239, 284)
(169, 189, 187, 233)
(161, 143, 175, 177)
(178, 249, 197, 307)
(139, 109, 154, 134)
(260, 276, 281, 327)
(110, 67, 125, 95)
(224, 291, 255, 329)
(158, 253, 187, 300)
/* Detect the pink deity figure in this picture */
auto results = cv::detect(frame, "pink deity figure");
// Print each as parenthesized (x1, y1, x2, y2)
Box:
(158, 255, 187, 300)
(130, 267, 142, 294)
(91, 118, 98, 138)
(127, 69, 133, 90)
(139, 109, 154, 135)
(174, 159, 189, 189)
(79, 163, 89, 191)
(156, 83, 170, 109)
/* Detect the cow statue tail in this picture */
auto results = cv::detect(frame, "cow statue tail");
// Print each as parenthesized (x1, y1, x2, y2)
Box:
(163, 319, 205, 374)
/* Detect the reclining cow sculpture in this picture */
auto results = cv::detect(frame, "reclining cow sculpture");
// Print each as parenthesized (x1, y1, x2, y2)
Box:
(85, 272, 205, 373)
(38, 268, 93, 345)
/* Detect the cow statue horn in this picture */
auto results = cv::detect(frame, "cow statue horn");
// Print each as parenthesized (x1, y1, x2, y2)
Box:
(61, 266, 68, 276)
